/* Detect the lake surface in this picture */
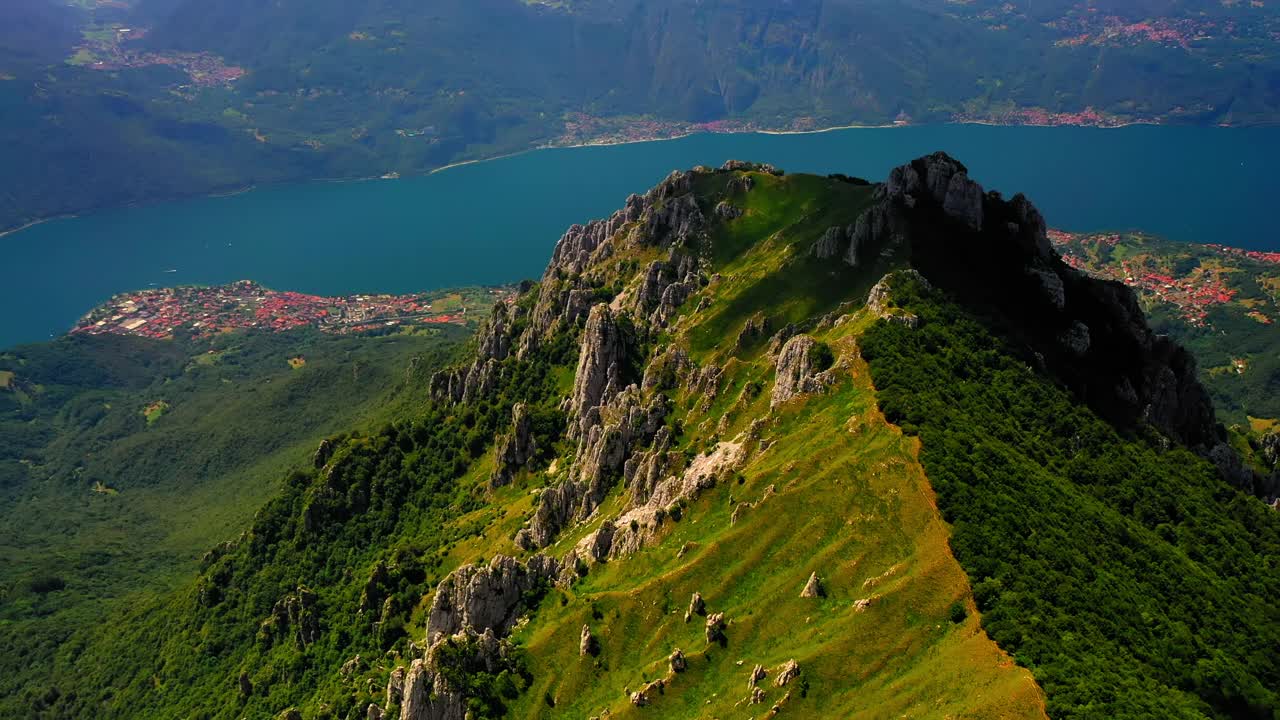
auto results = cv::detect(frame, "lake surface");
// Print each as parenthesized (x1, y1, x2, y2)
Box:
(4, 123, 1278, 348)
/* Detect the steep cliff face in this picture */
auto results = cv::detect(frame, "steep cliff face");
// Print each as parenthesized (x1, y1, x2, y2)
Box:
(845, 152, 1223, 453)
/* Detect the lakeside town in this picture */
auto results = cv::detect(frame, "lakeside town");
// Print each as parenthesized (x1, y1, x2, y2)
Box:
(1049, 229, 1279, 327)
(71, 281, 512, 341)
(548, 112, 913, 148)
(68, 24, 245, 88)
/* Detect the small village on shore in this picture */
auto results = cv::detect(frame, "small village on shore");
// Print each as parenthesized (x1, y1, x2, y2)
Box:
(1049, 229, 1280, 327)
(71, 281, 510, 341)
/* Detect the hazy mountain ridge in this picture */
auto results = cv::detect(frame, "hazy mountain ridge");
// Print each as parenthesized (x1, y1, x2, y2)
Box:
(3, 0, 1280, 232)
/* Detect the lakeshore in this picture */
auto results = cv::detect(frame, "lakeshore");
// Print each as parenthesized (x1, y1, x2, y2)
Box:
(3, 122, 1279, 349)
(0, 116, 1229, 238)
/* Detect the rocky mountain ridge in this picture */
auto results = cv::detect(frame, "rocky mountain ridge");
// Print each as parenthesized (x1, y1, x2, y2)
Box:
(367, 152, 1256, 719)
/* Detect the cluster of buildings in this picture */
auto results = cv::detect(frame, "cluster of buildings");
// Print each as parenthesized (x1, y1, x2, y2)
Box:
(1208, 244, 1280, 266)
(71, 281, 488, 341)
(552, 113, 764, 148)
(1050, 230, 1252, 326)
(1051, 16, 1216, 49)
(74, 26, 246, 88)
(954, 106, 1138, 128)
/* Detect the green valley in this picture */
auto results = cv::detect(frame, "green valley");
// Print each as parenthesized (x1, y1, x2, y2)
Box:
(0, 320, 479, 717)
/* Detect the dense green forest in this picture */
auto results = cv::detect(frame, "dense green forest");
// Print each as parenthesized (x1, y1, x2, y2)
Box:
(0, 325, 470, 718)
(3, 0, 1280, 231)
(862, 278, 1280, 719)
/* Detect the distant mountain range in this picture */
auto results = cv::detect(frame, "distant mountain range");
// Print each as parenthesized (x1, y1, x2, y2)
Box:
(3, 0, 1280, 231)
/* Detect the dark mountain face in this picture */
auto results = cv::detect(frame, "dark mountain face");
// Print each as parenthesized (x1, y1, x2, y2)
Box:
(848, 152, 1222, 450)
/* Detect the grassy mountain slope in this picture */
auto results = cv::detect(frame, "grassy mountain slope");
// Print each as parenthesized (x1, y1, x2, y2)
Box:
(12, 156, 1279, 720)
(489, 172, 1046, 718)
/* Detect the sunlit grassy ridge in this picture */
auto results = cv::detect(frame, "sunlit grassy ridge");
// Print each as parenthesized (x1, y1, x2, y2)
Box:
(455, 172, 1044, 718)
(503, 332, 1044, 719)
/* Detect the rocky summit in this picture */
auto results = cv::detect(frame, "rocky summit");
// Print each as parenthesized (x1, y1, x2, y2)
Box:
(24, 154, 1280, 720)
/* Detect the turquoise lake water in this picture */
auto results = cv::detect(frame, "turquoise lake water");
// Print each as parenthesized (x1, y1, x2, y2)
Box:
(3, 123, 1278, 349)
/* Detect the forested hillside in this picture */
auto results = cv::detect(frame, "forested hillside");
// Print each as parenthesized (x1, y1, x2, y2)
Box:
(0, 324, 471, 717)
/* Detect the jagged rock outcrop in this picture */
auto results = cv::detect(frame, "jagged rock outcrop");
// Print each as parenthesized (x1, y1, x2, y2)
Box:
(883, 151, 985, 231)
(575, 439, 746, 562)
(397, 555, 566, 720)
(426, 555, 559, 644)
(1261, 432, 1280, 468)
(1256, 434, 1280, 506)
(625, 255, 702, 328)
(367, 703, 382, 720)
(567, 304, 626, 439)
(767, 324, 801, 357)
(385, 666, 405, 709)
(359, 561, 391, 614)
(579, 625, 597, 656)
(1059, 321, 1091, 357)
(689, 363, 724, 410)
(519, 382, 668, 549)
(721, 160, 782, 175)
(508, 169, 711, 359)
(774, 659, 801, 687)
(623, 678, 666, 708)
(865, 270, 931, 329)
(748, 664, 767, 688)
(857, 152, 1222, 454)
(477, 300, 520, 362)
(623, 428, 681, 505)
(813, 225, 851, 259)
(669, 648, 687, 673)
(573, 392, 654, 490)
(651, 441, 744, 512)
(736, 312, 771, 350)
(260, 586, 320, 649)
(771, 335, 829, 407)
(800, 571, 823, 598)
(688, 591, 706, 619)
(340, 655, 362, 677)
(429, 358, 501, 405)
(490, 403, 535, 489)
(401, 629, 509, 720)
(641, 346, 692, 393)
(705, 612, 726, 643)
(715, 200, 743, 220)
(313, 438, 335, 469)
